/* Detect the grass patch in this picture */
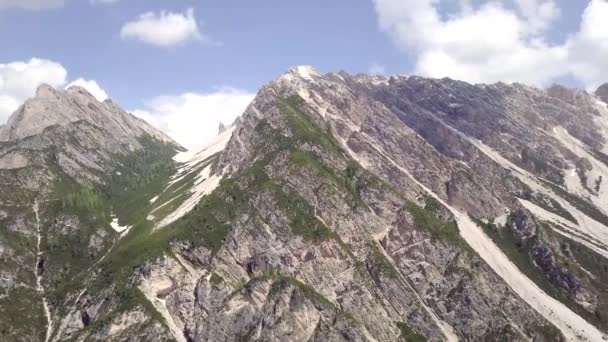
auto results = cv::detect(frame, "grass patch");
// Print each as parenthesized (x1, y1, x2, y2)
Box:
(406, 198, 460, 244)
(542, 179, 608, 227)
(368, 243, 399, 279)
(396, 321, 427, 342)
(474, 214, 608, 332)
(278, 95, 344, 155)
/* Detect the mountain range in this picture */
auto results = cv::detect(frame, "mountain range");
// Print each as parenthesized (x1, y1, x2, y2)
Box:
(2, 66, 608, 341)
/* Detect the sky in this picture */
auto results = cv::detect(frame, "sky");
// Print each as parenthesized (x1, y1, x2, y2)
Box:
(0, 0, 606, 148)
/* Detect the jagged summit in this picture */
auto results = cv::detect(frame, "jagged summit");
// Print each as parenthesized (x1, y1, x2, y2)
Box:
(596, 83, 608, 104)
(35, 83, 59, 98)
(0, 83, 173, 144)
(277, 65, 322, 84)
(217, 121, 228, 134)
(64, 84, 97, 99)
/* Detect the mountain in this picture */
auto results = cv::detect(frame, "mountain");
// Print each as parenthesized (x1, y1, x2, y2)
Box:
(3, 68, 608, 341)
(597, 83, 608, 105)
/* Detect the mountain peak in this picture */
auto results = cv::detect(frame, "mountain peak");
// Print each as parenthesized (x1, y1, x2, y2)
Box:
(218, 121, 228, 134)
(0, 84, 173, 144)
(596, 83, 608, 104)
(35, 83, 58, 99)
(64, 84, 96, 100)
(290, 65, 320, 78)
(281, 65, 321, 82)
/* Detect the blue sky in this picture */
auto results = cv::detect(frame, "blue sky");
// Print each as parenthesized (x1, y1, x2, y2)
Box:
(0, 0, 607, 147)
(0, 0, 407, 109)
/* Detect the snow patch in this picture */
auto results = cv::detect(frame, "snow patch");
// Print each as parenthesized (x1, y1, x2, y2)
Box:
(453, 128, 608, 262)
(553, 126, 608, 213)
(153, 128, 234, 229)
(149, 195, 159, 204)
(173, 127, 234, 165)
(156, 164, 222, 229)
(109, 216, 131, 234)
(518, 198, 608, 258)
(494, 210, 509, 227)
(295, 65, 320, 81)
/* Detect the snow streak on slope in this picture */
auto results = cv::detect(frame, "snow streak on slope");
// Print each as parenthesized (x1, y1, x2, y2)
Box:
(153, 127, 234, 229)
(518, 198, 608, 259)
(341, 126, 606, 341)
(109, 216, 131, 234)
(467, 136, 608, 258)
(553, 126, 608, 214)
(444, 136, 607, 341)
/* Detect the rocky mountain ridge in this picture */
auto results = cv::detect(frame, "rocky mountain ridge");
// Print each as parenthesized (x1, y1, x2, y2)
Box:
(2, 68, 608, 341)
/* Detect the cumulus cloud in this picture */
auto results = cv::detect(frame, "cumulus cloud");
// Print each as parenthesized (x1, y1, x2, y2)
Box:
(0, 58, 67, 122)
(65, 78, 109, 101)
(132, 88, 254, 149)
(564, 0, 608, 89)
(120, 8, 213, 47)
(0, 0, 63, 10)
(373, 0, 608, 89)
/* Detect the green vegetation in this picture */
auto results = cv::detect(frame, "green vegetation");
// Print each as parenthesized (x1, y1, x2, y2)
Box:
(591, 149, 608, 168)
(86, 286, 163, 334)
(268, 275, 335, 308)
(273, 185, 334, 242)
(210, 272, 224, 286)
(474, 214, 608, 331)
(107, 135, 179, 225)
(0, 287, 47, 342)
(368, 243, 399, 279)
(278, 95, 344, 154)
(40, 135, 180, 323)
(542, 179, 608, 227)
(522, 191, 578, 225)
(46, 94, 391, 333)
(396, 322, 427, 342)
(406, 198, 460, 244)
(530, 324, 564, 342)
(521, 147, 564, 185)
(511, 176, 578, 224)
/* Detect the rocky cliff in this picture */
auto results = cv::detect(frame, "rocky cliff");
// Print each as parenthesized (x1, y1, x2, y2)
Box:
(3, 68, 608, 341)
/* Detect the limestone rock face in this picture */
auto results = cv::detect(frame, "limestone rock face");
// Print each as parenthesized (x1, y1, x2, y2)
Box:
(4, 70, 608, 341)
(0, 84, 171, 143)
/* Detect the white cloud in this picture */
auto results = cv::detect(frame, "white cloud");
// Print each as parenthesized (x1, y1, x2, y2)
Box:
(564, 0, 608, 89)
(0, 57, 248, 150)
(132, 88, 254, 149)
(0, 58, 112, 124)
(120, 8, 212, 47)
(0, 58, 67, 122)
(0, 0, 63, 10)
(372, 0, 608, 89)
(65, 78, 109, 101)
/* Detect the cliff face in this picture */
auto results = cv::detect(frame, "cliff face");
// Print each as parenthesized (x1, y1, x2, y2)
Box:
(3, 68, 608, 341)
(597, 83, 608, 105)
